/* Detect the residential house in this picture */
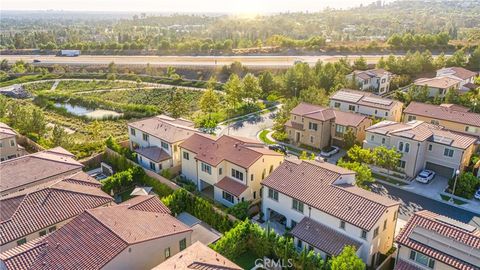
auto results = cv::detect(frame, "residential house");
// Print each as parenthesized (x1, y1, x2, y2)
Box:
(394, 210, 480, 270)
(436, 67, 478, 93)
(364, 120, 477, 178)
(346, 69, 393, 94)
(0, 196, 192, 270)
(0, 171, 113, 251)
(404, 102, 480, 138)
(330, 89, 404, 121)
(0, 122, 26, 162)
(285, 103, 372, 149)
(0, 147, 83, 196)
(153, 241, 242, 270)
(128, 115, 197, 174)
(261, 159, 400, 267)
(179, 134, 284, 207)
(413, 76, 462, 98)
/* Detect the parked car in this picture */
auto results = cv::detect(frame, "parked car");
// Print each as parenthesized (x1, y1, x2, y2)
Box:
(320, 146, 339, 157)
(33, 59, 41, 63)
(474, 188, 480, 200)
(315, 156, 326, 162)
(268, 144, 287, 154)
(415, 170, 436, 183)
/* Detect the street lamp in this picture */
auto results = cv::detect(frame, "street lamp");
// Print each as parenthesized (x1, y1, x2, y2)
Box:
(451, 169, 461, 200)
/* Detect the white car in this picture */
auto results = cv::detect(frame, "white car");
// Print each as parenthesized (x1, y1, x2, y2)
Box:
(320, 146, 339, 157)
(415, 170, 436, 184)
(474, 189, 480, 200)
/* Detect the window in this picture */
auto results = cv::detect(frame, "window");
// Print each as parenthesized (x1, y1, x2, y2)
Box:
(39, 230, 47, 237)
(219, 168, 223, 175)
(17, 238, 26, 246)
(142, 133, 149, 142)
(149, 161, 156, 171)
(381, 78, 386, 83)
(250, 174, 254, 181)
(373, 227, 379, 238)
(310, 136, 314, 143)
(130, 128, 136, 136)
(444, 148, 454, 157)
(335, 125, 345, 134)
(340, 221, 346, 230)
(269, 165, 274, 173)
(398, 142, 404, 151)
(161, 141, 169, 150)
(409, 250, 435, 269)
(296, 239, 302, 249)
(308, 122, 318, 131)
(428, 144, 432, 151)
(268, 188, 279, 201)
(9, 139, 15, 147)
(385, 112, 388, 117)
(253, 191, 256, 199)
(348, 105, 356, 112)
(291, 220, 297, 228)
(334, 102, 341, 108)
(375, 109, 378, 114)
(292, 199, 304, 213)
(431, 120, 439, 125)
(164, 248, 171, 258)
(222, 191, 234, 203)
(398, 160, 406, 169)
(407, 115, 416, 121)
(405, 143, 410, 153)
(201, 163, 212, 174)
(231, 169, 244, 181)
(370, 135, 375, 141)
(393, 211, 398, 221)
(383, 220, 387, 231)
(49, 226, 56, 233)
(179, 238, 187, 251)
(361, 230, 367, 239)
(183, 151, 189, 160)
(381, 138, 386, 144)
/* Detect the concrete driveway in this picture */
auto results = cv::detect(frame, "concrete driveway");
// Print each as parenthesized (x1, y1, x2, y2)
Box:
(402, 175, 449, 199)
(217, 111, 276, 140)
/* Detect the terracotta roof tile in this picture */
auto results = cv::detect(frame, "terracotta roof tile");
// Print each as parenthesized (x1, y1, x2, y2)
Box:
(351, 68, 390, 79)
(333, 110, 369, 127)
(262, 160, 399, 230)
(291, 217, 362, 256)
(396, 210, 480, 270)
(290, 103, 368, 127)
(135, 146, 171, 162)
(0, 122, 16, 139)
(121, 195, 171, 214)
(214, 177, 248, 197)
(414, 76, 461, 89)
(394, 259, 423, 270)
(128, 114, 197, 144)
(437, 67, 477, 80)
(404, 102, 480, 127)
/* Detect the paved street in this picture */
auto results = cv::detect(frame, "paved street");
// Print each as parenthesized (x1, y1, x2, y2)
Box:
(369, 182, 480, 227)
(218, 111, 276, 139)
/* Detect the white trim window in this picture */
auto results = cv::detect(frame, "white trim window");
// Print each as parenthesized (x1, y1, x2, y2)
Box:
(444, 148, 454, 157)
(222, 191, 234, 203)
(231, 169, 244, 181)
(292, 199, 304, 213)
(201, 162, 212, 174)
(409, 250, 435, 269)
(268, 188, 279, 201)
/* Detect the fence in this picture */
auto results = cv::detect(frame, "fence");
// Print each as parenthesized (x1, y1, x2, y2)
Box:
(15, 134, 45, 153)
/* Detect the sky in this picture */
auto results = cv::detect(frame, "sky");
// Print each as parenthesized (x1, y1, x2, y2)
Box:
(1, 0, 387, 13)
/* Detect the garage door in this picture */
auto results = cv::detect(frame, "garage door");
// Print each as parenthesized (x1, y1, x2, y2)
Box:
(425, 162, 454, 178)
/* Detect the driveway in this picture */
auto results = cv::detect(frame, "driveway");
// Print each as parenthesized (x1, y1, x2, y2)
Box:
(403, 175, 449, 199)
(217, 111, 276, 140)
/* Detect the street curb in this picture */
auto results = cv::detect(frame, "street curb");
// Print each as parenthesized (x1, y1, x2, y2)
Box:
(375, 178, 480, 216)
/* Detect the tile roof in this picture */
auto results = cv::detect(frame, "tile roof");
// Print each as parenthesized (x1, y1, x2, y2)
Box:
(404, 102, 480, 127)
(0, 122, 17, 139)
(0, 172, 112, 246)
(439, 103, 471, 112)
(289, 103, 368, 127)
(214, 177, 248, 197)
(291, 217, 362, 256)
(120, 195, 171, 214)
(0, 147, 83, 194)
(153, 241, 242, 270)
(414, 76, 461, 89)
(351, 68, 391, 79)
(393, 259, 423, 270)
(437, 67, 477, 80)
(331, 89, 402, 110)
(0, 197, 190, 270)
(135, 146, 171, 162)
(128, 114, 197, 144)
(180, 134, 283, 168)
(396, 210, 480, 270)
(262, 159, 399, 230)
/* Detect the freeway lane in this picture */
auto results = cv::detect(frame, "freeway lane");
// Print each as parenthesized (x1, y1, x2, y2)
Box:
(369, 182, 480, 227)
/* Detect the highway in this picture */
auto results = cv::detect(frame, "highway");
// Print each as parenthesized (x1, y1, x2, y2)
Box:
(0, 54, 430, 67)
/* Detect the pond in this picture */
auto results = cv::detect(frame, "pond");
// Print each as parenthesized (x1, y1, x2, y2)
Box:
(54, 103, 123, 119)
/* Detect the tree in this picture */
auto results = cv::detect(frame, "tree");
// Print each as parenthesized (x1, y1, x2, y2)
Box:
(242, 73, 262, 104)
(30, 107, 46, 136)
(444, 87, 459, 103)
(468, 47, 480, 71)
(166, 88, 189, 118)
(87, 120, 102, 138)
(199, 88, 220, 114)
(373, 146, 402, 174)
(449, 172, 480, 199)
(108, 62, 117, 74)
(352, 57, 368, 70)
(337, 160, 374, 189)
(347, 145, 374, 164)
(330, 246, 365, 270)
(299, 151, 315, 160)
(446, 50, 467, 67)
(343, 128, 357, 150)
(51, 125, 71, 147)
(258, 71, 276, 97)
(299, 86, 329, 106)
(224, 74, 243, 109)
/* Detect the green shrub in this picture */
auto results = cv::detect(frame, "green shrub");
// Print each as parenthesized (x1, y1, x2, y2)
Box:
(226, 201, 250, 220)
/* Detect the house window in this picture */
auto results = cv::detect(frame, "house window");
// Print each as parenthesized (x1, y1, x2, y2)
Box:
(292, 199, 304, 213)
(268, 188, 278, 201)
(308, 122, 318, 131)
(310, 136, 314, 143)
(407, 115, 416, 121)
(179, 238, 187, 251)
(164, 248, 171, 258)
(348, 105, 356, 112)
(39, 230, 47, 237)
(385, 112, 388, 117)
(222, 191, 234, 203)
(253, 191, 256, 199)
(431, 120, 439, 125)
(296, 239, 302, 249)
(130, 128, 136, 136)
(398, 142, 404, 151)
(361, 230, 367, 239)
(183, 151, 189, 160)
(373, 227, 379, 238)
(428, 144, 432, 151)
(17, 238, 26, 246)
(9, 139, 15, 147)
(383, 220, 387, 231)
(231, 169, 244, 181)
(201, 163, 211, 174)
(149, 161, 156, 171)
(340, 221, 346, 230)
(444, 148, 454, 157)
(381, 78, 386, 83)
(409, 250, 435, 269)
(375, 109, 378, 114)
(336, 124, 345, 134)
(269, 165, 274, 173)
(291, 220, 297, 228)
(393, 211, 398, 221)
(219, 168, 223, 175)
(405, 143, 410, 153)
(398, 160, 406, 169)
(370, 135, 374, 141)
(142, 133, 149, 142)
(334, 102, 341, 108)
(381, 138, 386, 144)
(161, 141, 169, 150)
(251, 174, 254, 181)
(49, 226, 56, 233)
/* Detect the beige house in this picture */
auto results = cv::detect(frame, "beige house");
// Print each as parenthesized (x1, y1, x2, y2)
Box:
(0, 122, 26, 162)
(0, 196, 192, 270)
(0, 171, 113, 251)
(412, 76, 462, 98)
(436, 67, 478, 93)
(128, 115, 197, 174)
(329, 89, 404, 122)
(261, 159, 400, 267)
(286, 103, 372, 149)
(364, 120, 477, 178)
(394, 210, 479, 270)
(346, 68, 393, 94)
(180, 134, 284, 207)
(0, 147, 83, 196)
(404, 102, 480, 138)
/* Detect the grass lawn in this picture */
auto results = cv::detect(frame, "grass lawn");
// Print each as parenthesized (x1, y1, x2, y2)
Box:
(232, 250, 257, 270)
(259, 129, 275, 145)
(439, 194, 467, 205)
(440, 194, 451, 201)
